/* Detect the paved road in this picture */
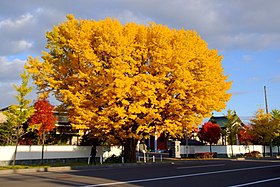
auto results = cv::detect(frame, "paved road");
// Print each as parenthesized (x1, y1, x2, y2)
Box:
(1, 159, 280, 187)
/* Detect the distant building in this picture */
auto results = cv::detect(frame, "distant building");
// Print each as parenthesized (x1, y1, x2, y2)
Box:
(53, 110, 80, 145)
(0, 112, 7, 124)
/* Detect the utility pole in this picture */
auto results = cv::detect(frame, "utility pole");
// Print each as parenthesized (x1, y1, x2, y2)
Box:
(264, 86, 269, 114)
(264, 86, 272, 157)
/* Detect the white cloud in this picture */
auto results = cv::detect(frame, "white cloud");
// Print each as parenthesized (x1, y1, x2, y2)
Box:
(1, 0, 280, 52)
(0, 56, 25, 82)
(115, 10, 153, 25)
(0, 83, 30, 108)
(0, 82, 17, 108)
(0, 13, 37, 55)
(0, 56, 37, 108)
(213, 32, 280, 51)
(0, 13, 34, 29)
(11, 40, 33, 53)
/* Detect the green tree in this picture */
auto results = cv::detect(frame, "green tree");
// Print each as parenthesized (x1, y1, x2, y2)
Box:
(250, 109, 280, 157)
(271, 109, 280, 155)
(273, 136, 280, 156)
(0, 112, 14, 145)
(224, 109, 242, 157)
(271, 109, 280, 128)
(225, 109, 241, 145)
(3, 70, 34, 165)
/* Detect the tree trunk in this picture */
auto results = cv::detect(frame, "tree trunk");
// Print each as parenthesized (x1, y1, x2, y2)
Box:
(248, 144, 251, 153)
(41, 130, 45, 165)
(12, 141, 19, 166)
(123, 138, 137, 163)
(210, 144, 212, 153)
(269, 141, 273, 157)
(13, 123, 20, 166)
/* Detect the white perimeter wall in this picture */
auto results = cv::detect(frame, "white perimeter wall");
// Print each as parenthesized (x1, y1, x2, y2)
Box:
(0, 146, 122, 162)
(180, 145, 279, 157)
(1, 145, 279, 162)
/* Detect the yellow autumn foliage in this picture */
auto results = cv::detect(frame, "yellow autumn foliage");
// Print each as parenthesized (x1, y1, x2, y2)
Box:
(26, 15, 231, 142)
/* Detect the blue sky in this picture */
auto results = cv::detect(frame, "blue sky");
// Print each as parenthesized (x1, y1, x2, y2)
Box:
(0, 0, 280, 123)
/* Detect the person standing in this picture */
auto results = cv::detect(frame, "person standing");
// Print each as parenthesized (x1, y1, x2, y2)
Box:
(90, 145, 97, 165)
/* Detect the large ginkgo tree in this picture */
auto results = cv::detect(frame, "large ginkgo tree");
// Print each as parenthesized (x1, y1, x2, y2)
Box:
(26, 15, 231, 162)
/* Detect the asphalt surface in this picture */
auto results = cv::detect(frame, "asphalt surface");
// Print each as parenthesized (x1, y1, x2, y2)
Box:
(1, 159, 280, 187)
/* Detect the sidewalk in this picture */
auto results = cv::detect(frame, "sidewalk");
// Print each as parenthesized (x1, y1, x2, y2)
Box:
(0, 160, 176, 175)
(1, 157, 279, 175)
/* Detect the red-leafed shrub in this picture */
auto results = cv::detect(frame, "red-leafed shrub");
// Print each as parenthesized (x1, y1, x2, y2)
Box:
(244, 151, 262, 158)
(195, 152, 217, 159)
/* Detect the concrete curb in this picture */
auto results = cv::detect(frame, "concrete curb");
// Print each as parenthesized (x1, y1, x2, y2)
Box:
(236, 158, 245, 160)
(0, 161, 176, 175)
(0, 166, 73, 175)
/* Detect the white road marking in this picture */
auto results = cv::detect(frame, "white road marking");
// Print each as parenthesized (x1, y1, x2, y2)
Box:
(229, 177, 280, 187)
(177, 164, 225, 169)
(80, 164, 280, 187)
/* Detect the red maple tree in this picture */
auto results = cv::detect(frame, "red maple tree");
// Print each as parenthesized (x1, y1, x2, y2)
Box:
(198, 122, 221, 152)
(29, 97, 57, 144)
(238, 125, 254, 145)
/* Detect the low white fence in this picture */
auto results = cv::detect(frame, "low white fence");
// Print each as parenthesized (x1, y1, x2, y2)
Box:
(0, 145, 122, 165)
(180, 145, 280, 157)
